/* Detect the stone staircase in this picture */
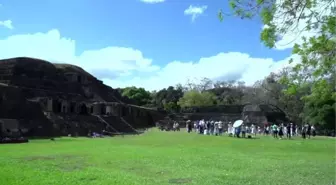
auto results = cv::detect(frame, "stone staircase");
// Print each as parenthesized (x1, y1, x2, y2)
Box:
(98, 116, 136, 134)
(95, 115, 120, 135)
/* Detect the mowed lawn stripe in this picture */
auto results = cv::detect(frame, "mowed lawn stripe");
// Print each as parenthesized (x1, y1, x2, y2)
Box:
(0, 130, 335, 185)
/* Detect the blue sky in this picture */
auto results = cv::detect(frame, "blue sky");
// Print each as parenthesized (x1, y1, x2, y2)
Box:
(0, 0, 297, 90)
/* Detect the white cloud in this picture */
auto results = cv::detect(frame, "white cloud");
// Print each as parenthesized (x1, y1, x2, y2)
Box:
(184, 5, 207, 22)
(0, 29, 295, 91)
(270, 0, 334, 50)
(0, 20, 13, 29)
(140, 0, 165, 4)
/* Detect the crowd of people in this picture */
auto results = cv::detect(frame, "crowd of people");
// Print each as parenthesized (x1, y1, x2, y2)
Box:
(181, 119, 317, 139)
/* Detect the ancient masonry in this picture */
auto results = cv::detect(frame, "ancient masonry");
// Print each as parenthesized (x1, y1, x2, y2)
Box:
(0, 57, 165, 137)
(171, 103, 287, 126)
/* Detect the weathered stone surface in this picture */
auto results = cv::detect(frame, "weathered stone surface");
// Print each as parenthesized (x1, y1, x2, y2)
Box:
(166, 103, 287, 128)
(0, 57, 166, 137)
(0, 57, 287, 137)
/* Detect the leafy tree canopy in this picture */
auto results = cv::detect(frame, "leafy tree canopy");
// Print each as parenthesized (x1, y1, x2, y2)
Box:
(121, 86, 152, 106)
(219, 0, 335, 126)
(178, 90, 218, 107)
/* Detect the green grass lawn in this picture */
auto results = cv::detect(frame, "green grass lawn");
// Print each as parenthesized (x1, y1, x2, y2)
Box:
(0, 129, 335, 185)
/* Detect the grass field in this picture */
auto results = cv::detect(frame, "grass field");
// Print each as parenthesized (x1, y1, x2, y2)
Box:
(0, 130, 335, 185)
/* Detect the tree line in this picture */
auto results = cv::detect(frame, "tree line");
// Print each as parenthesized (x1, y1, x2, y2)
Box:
(117, 66, 334, 130)
(119, 0, 335, 130)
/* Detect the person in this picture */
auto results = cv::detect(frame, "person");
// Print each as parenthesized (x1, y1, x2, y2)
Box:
(186, 120, 192, 133)
(307, 124, 311, 139)
(257, 126, 261, 134)
(235, 126, 241, 138)
(214, 121, 219, 136)
(210, 121, 215, 135)
(241, 124, 246, 138)
(218, 121, 223, 135)
(204, 125, 208, 135)
(228, 123, 233, 137)
(232, 126, 236, 137)
(302, 124, 307, 139)
(311, 125, 316, 137)
(206, 121, 211, 135)
(251, 124, 256, 136)
(284, 125, 287, 136)
(194, 121, 198, 133)
(272, 123, 278, 138)
(286, 124, 291, 139)
(278, 124, 284, 139)
(265, 125, 270, 135)
(199, 120, 204, 134)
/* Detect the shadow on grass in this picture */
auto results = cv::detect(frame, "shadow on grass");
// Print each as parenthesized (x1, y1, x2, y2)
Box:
(21, 154, 89, 172)
(229, 137, 260, 140)
(168, 178, 193, 184)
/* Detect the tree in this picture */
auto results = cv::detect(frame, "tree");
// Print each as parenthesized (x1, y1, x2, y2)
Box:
(220, 0, 335, 128)
(152, 86, 184, 112)
(177, 90, 217, 107)
(121, 86, 152, 106)
(163, 102, 180, 113)
(255, 68, 308, 123)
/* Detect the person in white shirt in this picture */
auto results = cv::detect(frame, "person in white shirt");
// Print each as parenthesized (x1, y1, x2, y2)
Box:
(232, 125, 236, 137)
(290, 123, 293, 137)
(218, 121, 223, 135)
(228, 123, 233, 137)
(265, 126, 270, 135)
(214, 121, 219, 136)
(284, 124, 287, 135)
(199, 120, 203, 133)
(251, 124, 256, 136)
(311, 125, 316, 137)
(257, 126, 261, 134)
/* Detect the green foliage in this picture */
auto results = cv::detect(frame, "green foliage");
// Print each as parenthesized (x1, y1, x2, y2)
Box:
(177, 90, 217, 107)
(220, 0, 335, 127)
(121, 86, 152, 106)
(152, 86, 183, 111)
(163, 102, 180, 113)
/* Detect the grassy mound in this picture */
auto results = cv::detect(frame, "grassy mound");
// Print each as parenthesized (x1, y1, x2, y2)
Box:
(0, 129, 335, 185)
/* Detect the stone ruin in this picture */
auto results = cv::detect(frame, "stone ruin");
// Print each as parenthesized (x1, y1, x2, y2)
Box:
(164, 103, 287, 128)
(0, 57, 288, 139)
(0, 57, 166, 138)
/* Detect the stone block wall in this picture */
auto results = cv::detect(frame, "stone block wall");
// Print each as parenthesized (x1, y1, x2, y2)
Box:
(9, 77, 84, 94)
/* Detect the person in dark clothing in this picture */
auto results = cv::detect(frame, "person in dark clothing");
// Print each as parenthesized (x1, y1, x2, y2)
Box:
(241, 124, 246, 138)
(307, 124, 311, 139)
(235, 126, 241, 138)
(210, 121, 214, 135)
(186, 121, 192, 133)
(302, 125, 307, 139)
(206, 121, 211, 134)
(199, 124, 204, 134)
(188, 123, 192, 133)
(278, 124, 284, 139)
(286, 124, 291, 139)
